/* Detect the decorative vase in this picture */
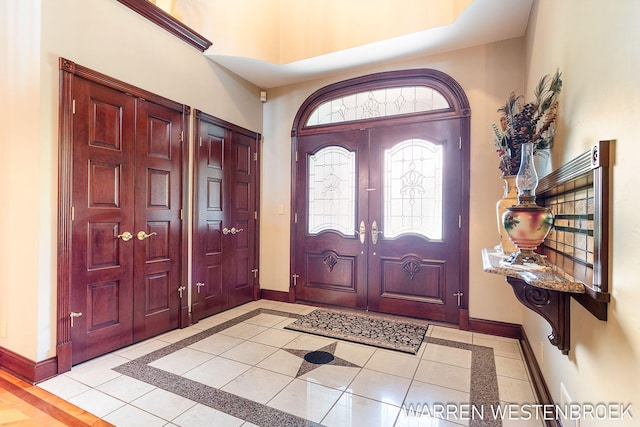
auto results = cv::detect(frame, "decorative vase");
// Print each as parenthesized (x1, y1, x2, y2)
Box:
(534, 147, 553, 178)
(502, 142, 554, 265)
(496, 175, 518, 254)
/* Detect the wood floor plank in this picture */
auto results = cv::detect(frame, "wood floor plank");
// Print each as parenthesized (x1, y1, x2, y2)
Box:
(0, 370, 113, 426)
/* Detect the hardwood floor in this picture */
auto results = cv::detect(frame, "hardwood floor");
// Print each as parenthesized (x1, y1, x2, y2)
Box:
(0, 369, 112, 426)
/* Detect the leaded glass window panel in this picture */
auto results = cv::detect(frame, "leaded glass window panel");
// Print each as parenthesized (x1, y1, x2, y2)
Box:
(384, 139, 443, 240)
(305, 86, 450, 126)
(308, 146, 356, 235)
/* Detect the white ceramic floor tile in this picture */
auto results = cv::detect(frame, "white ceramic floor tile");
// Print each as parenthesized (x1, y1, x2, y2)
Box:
(429, 326, 473, 344)
(102, 403, 167, 427)
(495, 355, 530, 381)
(130, 388, 196, 421)
(298, 365, 360, 390)
(66, 354, 128, 387)
(171, 403, 245, 427)
(182, 356, 251, 388)
(221, 367, 293, 404)
(414, 360, 471, 392)
(333, 341, 376, 366)
(497, 376, 536, 404)
(473, 337, 522, 359)
(156, 326, 202, 343)
(347, 368, 411, 406)
(68, 388, 126, 418)
(256, 349, 304, 377)
(114, 338, 169, 360)
(218, 322, 268, 340)
(190, 315, 230, 330)
(249, 327, 300, 348)
(148, 347, 215, 375)
(244, 313, 288, 327)
(220, 340, 279, 365)
(422, 343, 472, 369)
(364, 349, 420, 379)
(321, 392, 401, 427)
(188, 333, 244, 355)
(404, 380, 471, 426)
(267, 377, 344, 423)
(284, 333, 335, 350)
(37, 374, 91, 400)
(96, 375, 156, 402)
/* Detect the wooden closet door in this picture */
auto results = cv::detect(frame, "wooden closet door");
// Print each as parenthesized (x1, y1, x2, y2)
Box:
(70, 78, 136, 364)
(192, 120, 230, 321)
(192, 112, 258, 322)
(132, 99, 183, 341)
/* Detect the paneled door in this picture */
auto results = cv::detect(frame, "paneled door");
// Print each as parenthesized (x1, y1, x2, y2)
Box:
(294, 120, 461, 322)
(192, 111, 259, 323)
(69, 77, 183, 364)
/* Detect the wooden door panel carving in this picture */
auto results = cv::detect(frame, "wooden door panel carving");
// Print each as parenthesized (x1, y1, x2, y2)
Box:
(305, 252, 356, 291)
(379, 258, 445, 301)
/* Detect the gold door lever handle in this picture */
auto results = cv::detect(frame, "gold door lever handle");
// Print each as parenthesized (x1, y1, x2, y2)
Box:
(117, 231, 133, 241)
(137, 231, 157, 240)
(230, 227, 244, 234)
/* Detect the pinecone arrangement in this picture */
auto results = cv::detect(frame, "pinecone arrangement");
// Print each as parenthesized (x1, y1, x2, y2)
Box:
(492, 70, 563, 176)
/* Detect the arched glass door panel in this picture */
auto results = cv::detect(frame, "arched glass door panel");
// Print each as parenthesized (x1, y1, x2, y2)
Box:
(308, 146, 356, 235)
(384, 139, 443, 240)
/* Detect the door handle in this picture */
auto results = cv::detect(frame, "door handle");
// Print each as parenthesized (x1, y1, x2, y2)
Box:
(371, 220, 383, 245)
(355, 220, 366, 244)
(137, 231, 157, 240)
(116, 231, 133, 241)
(223, 227, 244, 235)
(69, 311, 83, 328)
(195, 282, 205, 294)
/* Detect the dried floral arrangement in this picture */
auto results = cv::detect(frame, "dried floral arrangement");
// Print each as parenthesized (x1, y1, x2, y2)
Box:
(492, 70, 563, 176)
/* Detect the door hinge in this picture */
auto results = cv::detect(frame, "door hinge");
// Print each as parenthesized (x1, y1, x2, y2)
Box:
(458, 215, 462, 228)
(253, 152, 258, 161)
(179, 131, 184, 142)
(294, 212, 298, 223)
(199, 137, 202, 147)
(295, 151, 298, 162)
(254, 211, 258, 220)
(459, 136, 462, 150)
(72, 99, 76, 115)
(71, 206, 75, 221)
(180, 209, 183, 220)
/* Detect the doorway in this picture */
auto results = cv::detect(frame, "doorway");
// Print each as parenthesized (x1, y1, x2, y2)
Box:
(291, 69, 470, 323)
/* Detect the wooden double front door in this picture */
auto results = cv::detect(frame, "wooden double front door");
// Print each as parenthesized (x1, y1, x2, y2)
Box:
(68, 75, 185, 365)
(294, 120, 463, 322)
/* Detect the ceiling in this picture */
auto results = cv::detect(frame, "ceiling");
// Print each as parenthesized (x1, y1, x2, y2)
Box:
(204, 0, 533, 89)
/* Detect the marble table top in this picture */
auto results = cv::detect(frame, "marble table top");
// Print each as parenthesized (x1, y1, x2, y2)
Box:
(482, 248, 586, 294)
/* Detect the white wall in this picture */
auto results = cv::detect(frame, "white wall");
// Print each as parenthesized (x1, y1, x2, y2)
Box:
(522, 1, 639, 425)
(260, 38, 528, 325)
(0, 0, 263, 362)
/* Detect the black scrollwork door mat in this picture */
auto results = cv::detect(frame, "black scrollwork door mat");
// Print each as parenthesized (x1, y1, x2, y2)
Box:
(285, 309, 428, 354)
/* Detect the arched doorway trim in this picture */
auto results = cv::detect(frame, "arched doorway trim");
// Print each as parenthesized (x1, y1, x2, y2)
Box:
(290, 69, 471, 326)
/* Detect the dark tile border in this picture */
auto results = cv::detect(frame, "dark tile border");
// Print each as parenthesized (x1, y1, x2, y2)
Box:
(114, 308, 501, 427)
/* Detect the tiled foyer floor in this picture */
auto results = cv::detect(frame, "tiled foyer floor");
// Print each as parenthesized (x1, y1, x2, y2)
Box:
(38, 300, 543, 426)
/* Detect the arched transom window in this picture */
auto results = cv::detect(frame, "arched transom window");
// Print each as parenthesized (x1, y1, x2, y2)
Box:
(305, 86, 450, 127)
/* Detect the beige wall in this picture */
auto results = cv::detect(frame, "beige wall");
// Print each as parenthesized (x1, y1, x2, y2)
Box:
(260, 38, 528, 325)
(521, 1, 639, 424)
(0, 0, 263, 362)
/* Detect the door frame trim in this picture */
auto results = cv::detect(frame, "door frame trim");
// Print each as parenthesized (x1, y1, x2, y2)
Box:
(56, 58, 189, 373)
(289, 69, 471, 324)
